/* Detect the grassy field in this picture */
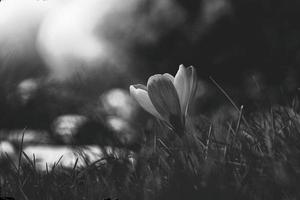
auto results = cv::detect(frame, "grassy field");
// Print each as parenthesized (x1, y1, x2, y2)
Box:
(1, 96, 300, 200)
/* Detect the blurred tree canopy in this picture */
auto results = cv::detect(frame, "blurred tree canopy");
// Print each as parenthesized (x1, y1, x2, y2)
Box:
(132, 0, 300, 87)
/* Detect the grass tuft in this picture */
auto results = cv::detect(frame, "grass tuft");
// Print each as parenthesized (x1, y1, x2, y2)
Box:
(1, 99, 300, 199)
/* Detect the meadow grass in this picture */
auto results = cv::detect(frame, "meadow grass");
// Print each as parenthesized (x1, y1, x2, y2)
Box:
(1, 98, 300, 200)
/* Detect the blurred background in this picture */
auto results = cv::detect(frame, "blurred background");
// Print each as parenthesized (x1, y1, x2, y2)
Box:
(0, 0, 300, 169)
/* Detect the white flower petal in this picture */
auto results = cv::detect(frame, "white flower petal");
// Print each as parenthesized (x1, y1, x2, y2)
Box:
(129, 85, 163, 120)
(185, 66, 197, 115)
(163, 73, 174, 83)
(174, 64, 190, 115)
(147, 74, 183, 131)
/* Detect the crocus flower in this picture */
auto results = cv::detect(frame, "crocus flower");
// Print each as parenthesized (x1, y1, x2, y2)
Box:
(130, 64, 197, 135)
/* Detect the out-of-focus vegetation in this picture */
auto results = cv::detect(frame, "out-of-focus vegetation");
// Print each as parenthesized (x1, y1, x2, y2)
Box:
(0, 0, 300, 131)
